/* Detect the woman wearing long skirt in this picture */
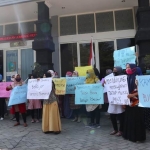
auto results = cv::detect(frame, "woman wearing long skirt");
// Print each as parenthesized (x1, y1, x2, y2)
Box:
(123, 64, 146, 142)
(42, 72, 61, 134)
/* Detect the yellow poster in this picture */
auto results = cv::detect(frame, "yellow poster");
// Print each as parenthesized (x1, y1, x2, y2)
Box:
(52, 78, 66, 95)
(75, 66, 93, 76)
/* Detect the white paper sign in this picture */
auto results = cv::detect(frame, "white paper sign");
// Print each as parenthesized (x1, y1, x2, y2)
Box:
(105, 75, 130, 105)
(103, 73, 114, 93)
(27, 78, 52, 99)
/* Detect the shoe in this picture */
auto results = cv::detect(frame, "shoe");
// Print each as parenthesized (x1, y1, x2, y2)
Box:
(116, 131, 122, 136)
(13, 118, 16, 121)
(24, 123, 28, 127)
(31, 120, 35, 123)
(77, 120, 81, 123)
(0, 118, 4, 120)
(94, 124, 101, 128)
(36, 120, 39, 123)
(72, 118, 77, 122)
(54, 131, 61, 134)
(14, 122, 20, 126)
(110, 131, 118, 135)
(85, 123, 95, 128)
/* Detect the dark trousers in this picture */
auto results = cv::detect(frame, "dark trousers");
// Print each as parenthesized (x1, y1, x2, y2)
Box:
(73, 109, 80, 118)
(91, 106, 101, 124)
(0, 98, 6, 118)
(15, 112, 26, 123)
(31, 109, 40, 120)
(110, 112, 124, 132)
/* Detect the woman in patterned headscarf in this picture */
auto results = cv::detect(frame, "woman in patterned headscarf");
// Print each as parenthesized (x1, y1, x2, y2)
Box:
(85, 68, 101, 128)
(6, 74, 27, 127)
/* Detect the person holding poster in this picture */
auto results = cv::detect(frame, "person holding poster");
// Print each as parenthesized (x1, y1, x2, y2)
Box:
(85, 68, 101, 128)
(28, 75, 42, 123)
(63, 71, 73, 118)
(70, 71, 81, 122)
(123, 64, 146, 142)
(6, 74, 27, 127)
(108, 67, 125, 136)
(42, 73, 61, 134)
(0, 74, 6, 121)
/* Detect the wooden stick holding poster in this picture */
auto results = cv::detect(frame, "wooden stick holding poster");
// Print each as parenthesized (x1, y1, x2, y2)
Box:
(27, 78, 52, 99)
(136, 75, 150, 107)
(105, 75, 130, 105)
(75, 84, 104, 104)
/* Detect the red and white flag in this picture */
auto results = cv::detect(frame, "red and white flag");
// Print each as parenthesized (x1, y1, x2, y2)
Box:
(88, 38, 95, 66)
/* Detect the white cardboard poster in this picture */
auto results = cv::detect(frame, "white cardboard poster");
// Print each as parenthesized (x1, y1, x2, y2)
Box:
(105, 75, 130, 105)
(27, 78, 52, 99)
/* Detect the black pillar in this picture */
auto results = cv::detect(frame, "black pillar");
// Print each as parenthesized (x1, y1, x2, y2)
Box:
(135, 0, 150, 70)
(32, 2, 55, 73)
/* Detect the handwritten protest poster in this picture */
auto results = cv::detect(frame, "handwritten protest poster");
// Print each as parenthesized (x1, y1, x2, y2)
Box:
(53, 78, 66, 95)
(113, 46, 136, 69)
(75, 84, 104, 104)
(27, 78, 52, 99)
(75, 66, 92, 76)
(66, 77, 86, 94)
(0, 82, 12, 97)
(105, 75, 130, 105)
(103, 73, 114, 93)
(137, 75, 150, 107)
(8, 84, 27, 106)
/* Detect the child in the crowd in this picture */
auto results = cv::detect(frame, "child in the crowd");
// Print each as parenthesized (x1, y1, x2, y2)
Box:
(28, 75, 42, 123)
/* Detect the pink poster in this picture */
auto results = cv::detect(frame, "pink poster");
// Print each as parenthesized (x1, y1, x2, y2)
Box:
(0, 82, 12, 98)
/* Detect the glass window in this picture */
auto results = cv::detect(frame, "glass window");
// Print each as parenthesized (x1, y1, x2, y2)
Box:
(60, 16, 76, 36)
(60, 43, 77, 77)
(115, 9, 134, 30)
(0, 26, 3, 36)
(6, 50, 18, 81)
(5, 24, 18, 35)
(80, 43, 95, 66)
(117, 38, 135, 49)
(98, 41, 114, 79)
(96, 12, 114, 32)
(20, 22, 35, 34)
(77, 14, 95, 34)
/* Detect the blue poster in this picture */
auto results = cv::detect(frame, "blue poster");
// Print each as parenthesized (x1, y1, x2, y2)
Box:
(137, 75, 150, 108)
(8, 84, 27, 106)
(75, 84, 104, 104)
(66, 77, 86, 94)
(113, 46, 136, 69)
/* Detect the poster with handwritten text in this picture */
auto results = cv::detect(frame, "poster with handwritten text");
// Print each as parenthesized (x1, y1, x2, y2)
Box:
(105, 75, 130, 105)
(8, 84, 27, 106)
(27, 78, 52, 99)
(66, 77, 86, 94)
(113, 46, 136, 69)
(137, 75, 150, 107)
(75, 84, 104, 104)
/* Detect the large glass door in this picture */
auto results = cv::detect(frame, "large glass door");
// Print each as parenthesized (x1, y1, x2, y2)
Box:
(98, 41, 114, 79)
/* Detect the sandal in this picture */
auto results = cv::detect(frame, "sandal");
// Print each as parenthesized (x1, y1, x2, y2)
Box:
(116, 131, 122, 136)
(110, 131, 118, 135)
(24, 123, 28, 127)
(14, 122, 20, 126)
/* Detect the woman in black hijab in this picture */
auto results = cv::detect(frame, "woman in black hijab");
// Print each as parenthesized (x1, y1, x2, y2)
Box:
(123, 63, 146, 142)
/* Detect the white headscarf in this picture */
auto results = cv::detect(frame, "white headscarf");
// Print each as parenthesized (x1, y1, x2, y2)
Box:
(47, 70, 55, 78)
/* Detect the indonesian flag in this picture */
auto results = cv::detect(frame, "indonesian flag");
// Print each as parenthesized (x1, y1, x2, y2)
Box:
(88, 38, 95, 66)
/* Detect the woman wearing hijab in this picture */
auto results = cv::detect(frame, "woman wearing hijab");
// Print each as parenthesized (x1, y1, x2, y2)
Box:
(63, 71, 73, 118)
(0, 75, 6, 121)
(123, 64, 146, 142)
(6, 74, 27, 127)
(85, 68, 101, 128)
(108, 67, 125, 136)
(42, 72, 61, 134)
(70, 71, 81, 122)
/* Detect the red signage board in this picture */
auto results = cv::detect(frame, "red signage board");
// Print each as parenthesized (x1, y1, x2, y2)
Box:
(0, 33, 37, 42)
